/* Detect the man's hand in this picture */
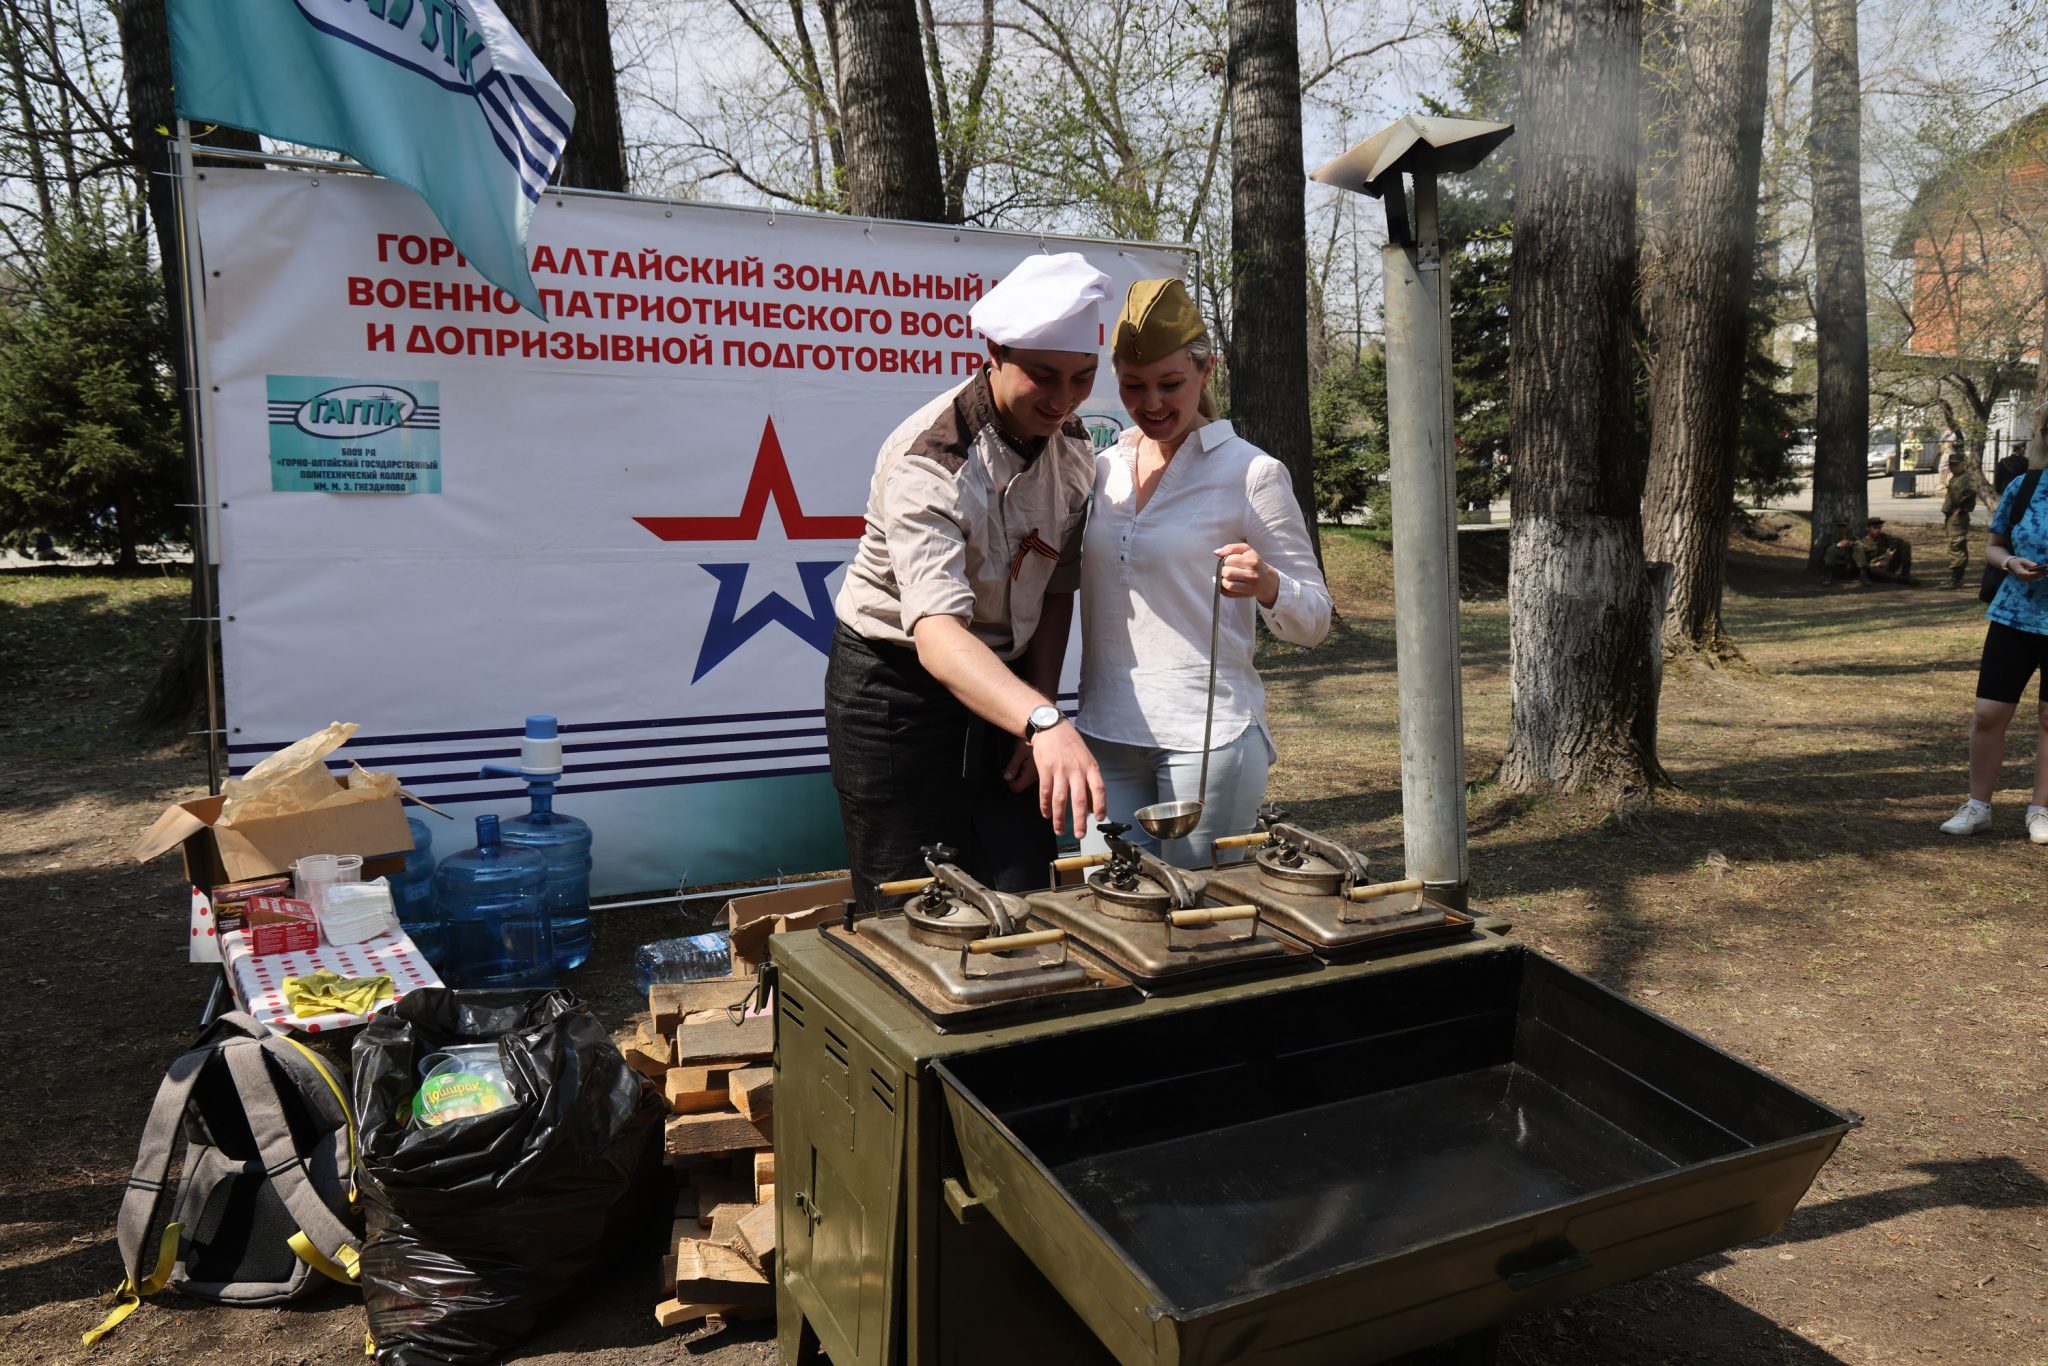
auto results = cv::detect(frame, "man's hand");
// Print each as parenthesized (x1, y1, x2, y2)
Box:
(1001, 737, 1038, 793)
(1029, 723, 1105, 837)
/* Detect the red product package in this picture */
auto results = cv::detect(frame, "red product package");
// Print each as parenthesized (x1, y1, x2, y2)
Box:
(243, 896, 321, 955)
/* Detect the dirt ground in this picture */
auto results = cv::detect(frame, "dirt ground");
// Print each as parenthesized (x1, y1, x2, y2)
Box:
(3, 519, 2045, 1365)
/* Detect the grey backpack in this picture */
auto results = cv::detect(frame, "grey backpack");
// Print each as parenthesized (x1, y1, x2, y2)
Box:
(86, 1012, 362, 1345)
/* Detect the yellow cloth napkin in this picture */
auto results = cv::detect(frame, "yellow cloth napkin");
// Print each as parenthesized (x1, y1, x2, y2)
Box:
(282, 970, 394, 1018)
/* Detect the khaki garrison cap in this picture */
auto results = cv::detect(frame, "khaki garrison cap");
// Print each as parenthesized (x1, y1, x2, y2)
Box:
(1113, 278, 1206, 363)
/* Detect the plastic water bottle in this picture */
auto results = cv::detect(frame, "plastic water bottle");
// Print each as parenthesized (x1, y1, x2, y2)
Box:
(434, 813, 553, 989)
(389, 816, 442, 965)
(633, 932, 733, 997)
(484, 716, 595, 972)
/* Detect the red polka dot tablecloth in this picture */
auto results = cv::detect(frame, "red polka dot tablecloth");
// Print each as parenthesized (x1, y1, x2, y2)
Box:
(222, 925, 443, 1035)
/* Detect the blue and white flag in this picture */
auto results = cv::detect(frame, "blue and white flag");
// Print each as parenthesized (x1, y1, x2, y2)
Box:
(169, 0, 575, 317)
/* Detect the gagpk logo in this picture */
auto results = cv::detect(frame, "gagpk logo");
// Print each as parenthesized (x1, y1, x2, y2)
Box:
(292, 385, 420, 440)
(291, 0, 490, 89)
(1080, 411, 1125, 452)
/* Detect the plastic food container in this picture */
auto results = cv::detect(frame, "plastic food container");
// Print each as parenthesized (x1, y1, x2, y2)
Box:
(291, 853, 363, 913)
(411, 1044, 515, 1127)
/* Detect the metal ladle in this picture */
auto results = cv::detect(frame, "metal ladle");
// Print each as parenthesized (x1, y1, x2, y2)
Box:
(1134, 558, 1224, 843)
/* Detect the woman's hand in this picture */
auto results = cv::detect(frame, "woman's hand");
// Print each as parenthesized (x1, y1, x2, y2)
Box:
(2008, 556, 2048, 581)
(1216, 543, 1280, 606)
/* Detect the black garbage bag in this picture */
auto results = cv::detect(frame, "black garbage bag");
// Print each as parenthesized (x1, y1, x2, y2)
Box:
(352, 988, 665, 1365)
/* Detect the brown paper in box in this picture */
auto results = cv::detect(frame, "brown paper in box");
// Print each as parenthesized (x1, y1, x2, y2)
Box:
(133, 775, 413, 887)
(723, 879, 851, 973)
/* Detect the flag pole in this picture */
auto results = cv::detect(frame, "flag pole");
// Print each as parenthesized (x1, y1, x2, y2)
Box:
(172, 117, 225, 794)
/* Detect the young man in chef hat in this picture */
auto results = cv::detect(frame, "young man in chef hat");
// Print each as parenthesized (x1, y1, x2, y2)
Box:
(827, 252, 1110, 913)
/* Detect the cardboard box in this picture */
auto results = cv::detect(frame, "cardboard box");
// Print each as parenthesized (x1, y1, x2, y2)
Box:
(243, 896, 320, 955)
(132, 777, 412, 887)
(723, 878, 851, 974)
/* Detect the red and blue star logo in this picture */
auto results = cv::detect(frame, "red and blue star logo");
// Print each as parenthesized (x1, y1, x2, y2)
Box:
(635, 419, 865, 682)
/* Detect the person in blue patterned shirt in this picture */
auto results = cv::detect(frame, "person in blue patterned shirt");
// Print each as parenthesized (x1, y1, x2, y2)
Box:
(1939, 448, 2048, 842)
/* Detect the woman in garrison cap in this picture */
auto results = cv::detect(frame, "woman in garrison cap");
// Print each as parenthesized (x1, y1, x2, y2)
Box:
(1076, 278, 1332, 865)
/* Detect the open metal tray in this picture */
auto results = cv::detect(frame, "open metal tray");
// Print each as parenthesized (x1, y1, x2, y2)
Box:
(935, 944, 1855, 1366)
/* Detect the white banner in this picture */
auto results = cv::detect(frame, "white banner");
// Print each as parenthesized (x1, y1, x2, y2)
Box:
(197, 167, 1190, 893)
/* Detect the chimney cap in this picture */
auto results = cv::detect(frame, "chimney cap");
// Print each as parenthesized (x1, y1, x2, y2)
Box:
(1312, 115, 1514, 197)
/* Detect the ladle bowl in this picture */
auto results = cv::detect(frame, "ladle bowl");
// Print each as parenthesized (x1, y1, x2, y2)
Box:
(1134, 800, 1204, 842)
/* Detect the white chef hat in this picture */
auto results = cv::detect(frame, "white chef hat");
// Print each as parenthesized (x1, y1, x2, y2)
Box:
(970, 252, 1112, 354)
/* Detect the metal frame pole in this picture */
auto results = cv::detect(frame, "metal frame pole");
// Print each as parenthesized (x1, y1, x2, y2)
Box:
(1382, 170, 1470, 905)
(172, 121, 225, 793)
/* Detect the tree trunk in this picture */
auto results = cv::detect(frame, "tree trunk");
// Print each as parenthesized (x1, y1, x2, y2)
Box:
(119, 0, 257, 737)
(832, 0, 945, 220)
(1226, 0, 1317, 553)
(1641, 0, 1772, 653)
(1500, 0, 1662, 801)
(496, 0, 627, 191)
(1807, 0, 1868, 567)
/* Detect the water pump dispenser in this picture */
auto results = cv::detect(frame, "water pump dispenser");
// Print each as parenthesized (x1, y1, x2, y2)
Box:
(485, 716, 594, 971)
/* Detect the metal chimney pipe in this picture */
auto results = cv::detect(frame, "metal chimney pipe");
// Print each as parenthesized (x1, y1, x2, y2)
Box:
(1311, 116, 1512, 910)
(1381, 171, 1469, 906)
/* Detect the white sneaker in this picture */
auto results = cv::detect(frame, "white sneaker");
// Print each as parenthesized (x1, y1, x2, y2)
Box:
(1940, 801, 1993, 836)
(2028, 809, 2048, 846)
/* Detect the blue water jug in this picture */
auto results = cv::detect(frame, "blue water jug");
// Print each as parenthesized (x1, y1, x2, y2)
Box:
(434, 813, 553, 989)
(484, 716, 595, 972)
(389, 816, 442, 965)
(501, 789, 593, 971)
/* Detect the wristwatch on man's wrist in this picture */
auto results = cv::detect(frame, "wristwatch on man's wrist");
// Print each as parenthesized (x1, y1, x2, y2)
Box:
(1023, 703, 1065, 745)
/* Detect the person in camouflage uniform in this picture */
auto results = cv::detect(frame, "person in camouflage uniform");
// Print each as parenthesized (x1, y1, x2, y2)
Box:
(1943, 453, 1986, 589)
(1859, 517, 1915, 584)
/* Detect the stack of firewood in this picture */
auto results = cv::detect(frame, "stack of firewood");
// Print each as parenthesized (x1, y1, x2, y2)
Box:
(619, 975, 779, 1335)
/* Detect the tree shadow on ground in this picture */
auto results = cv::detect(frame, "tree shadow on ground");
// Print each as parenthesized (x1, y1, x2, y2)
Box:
(1506, 1156, 2048, 1364)
(1262, 707, 2041, 993)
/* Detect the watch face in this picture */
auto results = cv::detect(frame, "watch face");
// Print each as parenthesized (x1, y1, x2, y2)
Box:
(1030, 705, 1061, 731)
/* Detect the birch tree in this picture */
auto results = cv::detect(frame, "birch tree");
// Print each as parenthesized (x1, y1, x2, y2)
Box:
(1806, 0, 1868, 568)
(1500, 0, 1662, 801)
(1640, 0, 1772, 655)
(1227, 0, 1315, 539)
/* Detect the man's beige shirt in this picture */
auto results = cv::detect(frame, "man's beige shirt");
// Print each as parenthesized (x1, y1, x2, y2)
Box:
(834, 371, 1091, 661)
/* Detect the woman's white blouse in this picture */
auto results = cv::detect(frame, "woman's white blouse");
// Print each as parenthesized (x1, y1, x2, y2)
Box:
(1077, 419, 1332, 752)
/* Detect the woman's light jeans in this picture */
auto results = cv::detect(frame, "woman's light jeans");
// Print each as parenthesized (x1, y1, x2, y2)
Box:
(1079, 726, 1276, 867)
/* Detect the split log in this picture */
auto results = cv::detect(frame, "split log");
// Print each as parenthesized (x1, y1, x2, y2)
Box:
(663, 1064, 735, 1114)
(654, 1297, 741, 1328)
(651, 978, 754, 1035)
(729, 1066, 774, 1121)
(674, 1237, 773, 1306)
(664, 1111, 772, 1159)
(677, 1009, 772, 1065)
(736, 1201, 777, 1271)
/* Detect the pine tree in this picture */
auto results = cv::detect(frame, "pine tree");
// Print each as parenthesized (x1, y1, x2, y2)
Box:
(0, 211, 183, 568)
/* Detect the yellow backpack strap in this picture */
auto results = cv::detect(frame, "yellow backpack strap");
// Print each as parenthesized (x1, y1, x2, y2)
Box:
(86, 1017, 249, 1347)
(220, 1045, 363, 1284)
(82, 1222, 181, 1346)
(289, 1230, 361, 1286)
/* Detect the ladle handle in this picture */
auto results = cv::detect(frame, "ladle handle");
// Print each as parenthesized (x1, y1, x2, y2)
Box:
(967, 928, 1066, 954)
(1165, 901, 1259, 949)
(878, 875, 934, 897)
(960, 927, 1068, 979)
(1166, 905, 1257, 927)
(1347, 877, 1425, 902)
(1197, 558, 1221, 809)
